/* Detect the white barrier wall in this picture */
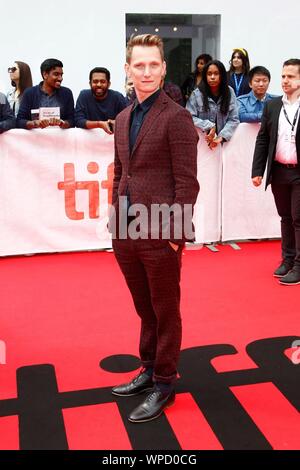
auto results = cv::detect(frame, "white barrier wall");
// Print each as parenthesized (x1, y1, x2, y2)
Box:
(0, 129, 114, 255)
(0, 126, 280, 256)
(194, 132, 222, 243)
(221, 124, 280, 241)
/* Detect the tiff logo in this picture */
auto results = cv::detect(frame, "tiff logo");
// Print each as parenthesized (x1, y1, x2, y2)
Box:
(58, 162, 196, 240)
(0, 340, 6, 365)
(57, 162, 114, 220)
(0, 336, 298, 449)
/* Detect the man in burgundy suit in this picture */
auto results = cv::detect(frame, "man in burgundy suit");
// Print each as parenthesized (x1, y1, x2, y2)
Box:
(110, 34, 199, 422)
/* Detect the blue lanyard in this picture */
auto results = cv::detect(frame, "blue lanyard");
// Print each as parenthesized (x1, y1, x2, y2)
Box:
(233, 73, 244, 95)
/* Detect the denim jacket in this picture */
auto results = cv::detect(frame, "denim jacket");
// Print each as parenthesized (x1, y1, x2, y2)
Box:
(186, 86, 239, 141)
(237, 90, 278, 123)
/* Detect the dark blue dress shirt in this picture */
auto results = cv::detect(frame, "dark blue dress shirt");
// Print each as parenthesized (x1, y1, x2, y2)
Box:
(129, 89, 161, 154)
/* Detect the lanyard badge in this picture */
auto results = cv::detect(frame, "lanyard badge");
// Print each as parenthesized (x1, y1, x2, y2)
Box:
(282, 104, 299, 143)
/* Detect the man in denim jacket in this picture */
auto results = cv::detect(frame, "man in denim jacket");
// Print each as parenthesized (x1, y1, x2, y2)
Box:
(238, 66, 277, 123)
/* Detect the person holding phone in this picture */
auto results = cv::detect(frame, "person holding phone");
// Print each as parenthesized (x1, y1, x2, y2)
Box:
(75, 67, 127, 134)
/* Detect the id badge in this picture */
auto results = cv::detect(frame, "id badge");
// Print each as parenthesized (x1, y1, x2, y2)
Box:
(284, 132, 295, 143)
(290, 132, 296, 144)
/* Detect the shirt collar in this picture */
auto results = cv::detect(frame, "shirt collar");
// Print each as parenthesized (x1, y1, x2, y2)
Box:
(39, 81, 58, 96)
(133, 88, 161, 112)
(248, 90, 268, 103)
(7, 89, 15, 98)
(282, 94, 300, 106)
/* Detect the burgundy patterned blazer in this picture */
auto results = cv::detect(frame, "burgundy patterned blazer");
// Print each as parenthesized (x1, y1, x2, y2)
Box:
(112, 90, 199, 243)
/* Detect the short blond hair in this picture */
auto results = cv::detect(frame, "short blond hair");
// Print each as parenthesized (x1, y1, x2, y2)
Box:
(126, 34, 164, 64)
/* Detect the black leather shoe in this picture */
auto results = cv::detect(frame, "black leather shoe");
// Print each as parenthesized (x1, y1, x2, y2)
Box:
(128, 389, 175, 423)
(112, 370, 153, 396)
(273, 261, 293, 277)
(279, 268, 300, 285)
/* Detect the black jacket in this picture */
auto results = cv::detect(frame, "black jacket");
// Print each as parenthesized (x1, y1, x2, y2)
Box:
(252, 97, 300, 188)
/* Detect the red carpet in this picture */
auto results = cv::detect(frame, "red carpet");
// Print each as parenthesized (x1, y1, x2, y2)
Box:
(0, 240, 299, 449)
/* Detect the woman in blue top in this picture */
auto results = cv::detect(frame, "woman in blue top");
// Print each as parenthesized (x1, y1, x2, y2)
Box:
(227, 48, 251, 97)
(186, 60, 239, 150)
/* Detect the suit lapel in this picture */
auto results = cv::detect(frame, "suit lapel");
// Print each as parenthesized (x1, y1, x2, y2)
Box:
(131, 91, 168, 157)
(296, 103, 300, 134)
(272, 97, 283, 139)
(121, 105, 132, 162)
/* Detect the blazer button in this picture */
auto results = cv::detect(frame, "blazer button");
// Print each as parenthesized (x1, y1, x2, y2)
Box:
(127, 174, 131, 178)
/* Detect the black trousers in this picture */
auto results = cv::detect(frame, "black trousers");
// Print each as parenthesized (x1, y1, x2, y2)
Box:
(271, 164, 300, 269)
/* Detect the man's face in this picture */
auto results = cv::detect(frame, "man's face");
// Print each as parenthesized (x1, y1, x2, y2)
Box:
(125, 45, 166, 99)
(43, 67, 63, 89)
(90, 73, 110, 99)
(250, 74, 270, 99)
(281, 65, 300, 96)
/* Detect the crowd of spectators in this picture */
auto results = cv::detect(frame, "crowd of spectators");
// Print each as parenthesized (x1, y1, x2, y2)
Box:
(0, 49, 279, 142)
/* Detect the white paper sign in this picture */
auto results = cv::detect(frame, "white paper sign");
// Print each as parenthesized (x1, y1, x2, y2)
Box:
(39, 107, 60, 120)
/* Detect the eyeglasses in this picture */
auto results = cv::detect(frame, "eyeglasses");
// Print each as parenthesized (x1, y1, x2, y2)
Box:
(8, 67, 17, 73)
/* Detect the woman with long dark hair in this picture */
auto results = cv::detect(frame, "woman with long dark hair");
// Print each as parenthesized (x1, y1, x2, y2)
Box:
(227, 48, 251, 96)
(186, 60, 239, 149)
(181, 53, 213, 103)
(7, 61, 32, 116)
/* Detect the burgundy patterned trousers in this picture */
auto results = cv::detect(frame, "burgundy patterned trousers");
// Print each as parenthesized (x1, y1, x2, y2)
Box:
(112, 238, 183, 384)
